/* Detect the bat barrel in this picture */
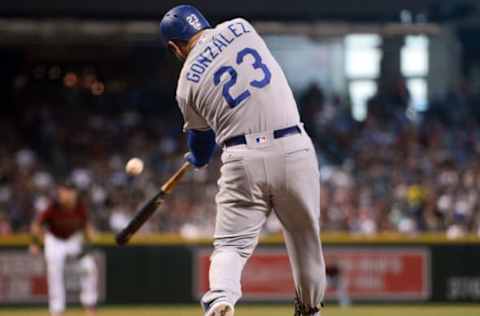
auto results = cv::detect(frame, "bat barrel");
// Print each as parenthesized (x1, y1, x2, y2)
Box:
(115, 162, 191, 246)
(114, 190, 165, 245)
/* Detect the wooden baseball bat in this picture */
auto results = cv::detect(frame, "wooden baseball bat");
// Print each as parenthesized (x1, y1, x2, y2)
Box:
(115, 161, 191, 245)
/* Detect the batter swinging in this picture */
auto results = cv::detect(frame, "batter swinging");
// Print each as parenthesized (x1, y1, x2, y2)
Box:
(160, 5, 326, 316)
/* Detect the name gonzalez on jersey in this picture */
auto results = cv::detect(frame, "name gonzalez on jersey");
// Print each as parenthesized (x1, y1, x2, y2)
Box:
(186, 19, 251, 83)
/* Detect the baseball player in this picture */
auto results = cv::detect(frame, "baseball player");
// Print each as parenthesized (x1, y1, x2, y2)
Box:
(160, 5, 326, 316)
(30, 181, 98, 316)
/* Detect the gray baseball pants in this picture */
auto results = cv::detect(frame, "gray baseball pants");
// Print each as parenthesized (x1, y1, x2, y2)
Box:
(201, 128, 326, 313)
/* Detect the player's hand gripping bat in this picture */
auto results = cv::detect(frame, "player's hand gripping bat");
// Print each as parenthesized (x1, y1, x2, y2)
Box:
(115, 161, 191, 245)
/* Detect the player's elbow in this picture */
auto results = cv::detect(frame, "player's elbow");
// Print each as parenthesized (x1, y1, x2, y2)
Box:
(30, 221, 40, 235)
(186, 129, 217, 167)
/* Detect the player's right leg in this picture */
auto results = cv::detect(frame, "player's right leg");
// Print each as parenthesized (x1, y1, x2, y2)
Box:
(272, 137, 326, 315)
(44, 234, 68, 316)
(201, 148, 270, 316)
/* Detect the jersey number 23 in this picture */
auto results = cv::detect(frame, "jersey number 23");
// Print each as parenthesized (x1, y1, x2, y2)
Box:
(213, 47, 271, 108)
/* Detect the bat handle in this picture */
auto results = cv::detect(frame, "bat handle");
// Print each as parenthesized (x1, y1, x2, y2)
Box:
(116, 230, 133, 246)
(161, 161, 191, 193)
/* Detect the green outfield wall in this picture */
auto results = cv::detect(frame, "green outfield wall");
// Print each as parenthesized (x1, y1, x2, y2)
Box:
(0, 233, 479, 304)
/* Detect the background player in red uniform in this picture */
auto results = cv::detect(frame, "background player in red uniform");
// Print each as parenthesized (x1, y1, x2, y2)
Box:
(30, 180, 98, 316)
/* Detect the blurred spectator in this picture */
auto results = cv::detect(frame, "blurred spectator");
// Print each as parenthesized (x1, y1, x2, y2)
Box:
(0, 212, 12, 235)
(2, 57, 480, 237)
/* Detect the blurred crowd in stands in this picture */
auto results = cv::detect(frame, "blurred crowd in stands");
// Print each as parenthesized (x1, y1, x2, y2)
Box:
(1, 57, 480, 238)
(303, 82, 480, 238)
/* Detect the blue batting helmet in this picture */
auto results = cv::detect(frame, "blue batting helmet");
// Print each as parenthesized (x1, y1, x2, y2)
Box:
(160, 5, 211, 43)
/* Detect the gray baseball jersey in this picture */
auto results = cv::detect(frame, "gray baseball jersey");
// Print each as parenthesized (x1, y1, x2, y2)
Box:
(175, 18, 326, 315)
(176, 18, 300, 144)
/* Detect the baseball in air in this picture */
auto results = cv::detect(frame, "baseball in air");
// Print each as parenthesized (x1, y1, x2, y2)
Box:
(125, 158, 144, 176)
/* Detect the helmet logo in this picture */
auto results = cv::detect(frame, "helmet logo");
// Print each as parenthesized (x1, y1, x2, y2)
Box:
(186, 14, 202, 30)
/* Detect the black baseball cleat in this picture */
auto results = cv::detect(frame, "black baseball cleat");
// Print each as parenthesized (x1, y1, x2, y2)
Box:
(293, 296, 323, 316)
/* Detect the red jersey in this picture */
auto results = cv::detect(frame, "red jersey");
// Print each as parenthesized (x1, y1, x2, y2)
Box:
(38, 200, 88, 239)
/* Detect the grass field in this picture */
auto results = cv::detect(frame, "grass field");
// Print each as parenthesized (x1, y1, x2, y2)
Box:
(1, 305, 479, 316)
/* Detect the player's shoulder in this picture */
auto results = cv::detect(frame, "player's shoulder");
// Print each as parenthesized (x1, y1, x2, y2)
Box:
(215, 17, 255, 32)
(38, 200, 57, 218)
(216, 17, 253, 27)
(76, 200, 88, 215)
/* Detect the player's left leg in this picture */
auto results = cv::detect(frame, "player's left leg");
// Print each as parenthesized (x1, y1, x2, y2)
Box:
(78, 254, 98, 316)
